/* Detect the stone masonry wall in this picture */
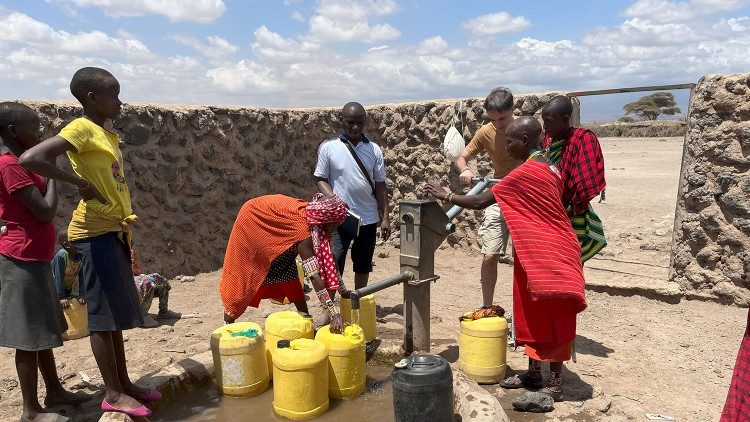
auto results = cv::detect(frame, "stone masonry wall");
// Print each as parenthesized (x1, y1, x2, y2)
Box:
(24, 92, 573, 278)
(670, 73, 750, 306)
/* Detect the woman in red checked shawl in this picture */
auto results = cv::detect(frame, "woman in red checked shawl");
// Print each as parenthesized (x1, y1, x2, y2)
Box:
(220, 193, 349, 333)
(423, 117, 586, 403)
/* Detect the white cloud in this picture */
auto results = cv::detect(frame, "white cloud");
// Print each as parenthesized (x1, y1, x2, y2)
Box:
(307, 0, 401, 43)
(0, 12, 152, 58)
(206, 60, 284, 92)
(2, 2, 750, 117)
(368, 45, 389, 51)
(291, 10, 305, 22)
(171, 35, 238, 61)
(251, 25, 321, 62)
(418, 36, 449, 55)
(624, 0, 750, 23)
(462, 11, 531, 37)
(50, 0, 226, 23)
(309, 15, 401, 43)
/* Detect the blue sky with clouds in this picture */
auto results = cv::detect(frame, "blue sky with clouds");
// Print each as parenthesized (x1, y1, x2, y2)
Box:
(1, 0, 748, 121)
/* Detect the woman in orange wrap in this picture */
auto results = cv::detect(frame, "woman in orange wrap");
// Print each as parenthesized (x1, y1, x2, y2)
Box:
(220, 193, 350, 333)
(423, 116, 586, 402)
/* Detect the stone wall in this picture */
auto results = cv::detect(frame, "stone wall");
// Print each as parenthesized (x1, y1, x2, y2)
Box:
(25, 92, 572, 278)
(670, 73, 750, 305)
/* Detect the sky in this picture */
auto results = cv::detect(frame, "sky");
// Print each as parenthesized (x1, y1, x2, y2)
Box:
(0, 0, 748, 122)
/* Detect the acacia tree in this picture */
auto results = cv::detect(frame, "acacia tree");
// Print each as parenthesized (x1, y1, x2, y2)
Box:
(622, 92, 681, 120)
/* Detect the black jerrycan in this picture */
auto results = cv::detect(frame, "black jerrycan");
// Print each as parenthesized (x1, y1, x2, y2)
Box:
(392, 355, 454, 422)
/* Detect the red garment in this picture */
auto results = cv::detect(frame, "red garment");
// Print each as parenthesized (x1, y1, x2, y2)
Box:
(305, 193, 348, 291)
(220, 195, 311, 318)
(493, 160, 586, 361)
(542, 127, 606, 214)
(722, 309, 750, 421)
(0, 153, 55, 262)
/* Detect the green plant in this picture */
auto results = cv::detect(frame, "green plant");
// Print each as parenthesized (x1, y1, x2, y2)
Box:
(622, 92, 681, 121)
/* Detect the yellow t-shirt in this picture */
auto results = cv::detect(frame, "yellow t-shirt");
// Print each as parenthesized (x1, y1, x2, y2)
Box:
(464, 122, 520, 179)
(59, 117, 136, 241)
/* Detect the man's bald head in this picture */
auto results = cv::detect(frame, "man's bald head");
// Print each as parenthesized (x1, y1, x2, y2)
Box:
(507, 116, 542, 148)
(542, 95, 573, 119)
(504, 116, 543, 160)
(541, 95, 573, 138)
(341, 102, 365, 118)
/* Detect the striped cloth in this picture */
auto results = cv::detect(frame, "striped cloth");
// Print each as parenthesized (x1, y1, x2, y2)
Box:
(493, 159, 586, 361)
(721, 309, 750, 421)
(544, 133, 607, 263)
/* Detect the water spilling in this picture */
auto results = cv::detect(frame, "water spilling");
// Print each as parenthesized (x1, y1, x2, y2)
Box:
(152, 363, 394, 421)
(350, 308, 361, 327)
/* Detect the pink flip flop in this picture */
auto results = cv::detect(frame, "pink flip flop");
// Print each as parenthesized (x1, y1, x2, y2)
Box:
(135, 388, 163, 402)
(100, 399, 152, 417)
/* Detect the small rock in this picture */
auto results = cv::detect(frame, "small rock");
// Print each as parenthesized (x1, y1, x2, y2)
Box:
(595, 396, 612, 413)
(180, 276, 196, 283)
(511, 392, 554, 413)
(618, 233, 629, 239)
(0, 378, 18, 391)
(184, 333, 194, 337)
(378, 251, 390, 258)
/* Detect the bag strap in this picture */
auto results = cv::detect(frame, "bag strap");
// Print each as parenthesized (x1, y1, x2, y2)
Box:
(340, 136, 376, 197)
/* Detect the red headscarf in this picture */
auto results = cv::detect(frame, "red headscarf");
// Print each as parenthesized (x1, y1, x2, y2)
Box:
(305, 193, 348, 291)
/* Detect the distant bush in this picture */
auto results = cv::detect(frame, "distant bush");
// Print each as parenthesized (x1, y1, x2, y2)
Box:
(588, 120, 686, 137)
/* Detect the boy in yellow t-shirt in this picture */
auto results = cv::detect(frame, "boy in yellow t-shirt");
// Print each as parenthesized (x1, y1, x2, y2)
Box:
(19, 67, 157, 418)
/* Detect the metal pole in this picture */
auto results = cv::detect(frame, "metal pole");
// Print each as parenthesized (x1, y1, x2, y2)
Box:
(567, 83, 695, 97)
(444, 178, 494, 232)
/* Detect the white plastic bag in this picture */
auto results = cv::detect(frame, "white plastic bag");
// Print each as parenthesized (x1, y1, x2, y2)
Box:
(442, 125, 465, 162)
(442, 101, 466, 162)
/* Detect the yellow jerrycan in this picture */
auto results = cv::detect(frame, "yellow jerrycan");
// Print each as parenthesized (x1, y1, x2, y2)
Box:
(272, 338, 329, 420)
(340, 294, 377, 342)
(265, 310, 314, 379)
(315, 324, 366, 399)
(61, 300, 89, 341)
(210, 322, 269, 397)
(459, 316, 508, 384)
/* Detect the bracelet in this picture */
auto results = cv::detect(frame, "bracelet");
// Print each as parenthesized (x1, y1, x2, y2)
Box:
(302, 257, 320, 278)
(326, 305, 341, 319)
(445, 192, 454, 203)
(316, 288, 334, 309)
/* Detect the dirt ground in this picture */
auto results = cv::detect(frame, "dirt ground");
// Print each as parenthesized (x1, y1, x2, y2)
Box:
(0, 137, 747, 422)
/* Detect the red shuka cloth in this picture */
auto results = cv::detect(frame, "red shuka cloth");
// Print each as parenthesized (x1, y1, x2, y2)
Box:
(220, 195, 310, 318)
(493, 160, 586, 361)
(721, 309, 750, 421)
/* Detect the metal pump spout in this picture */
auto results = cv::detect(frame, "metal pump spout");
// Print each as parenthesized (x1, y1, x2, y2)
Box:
(349, 272, 414, 310)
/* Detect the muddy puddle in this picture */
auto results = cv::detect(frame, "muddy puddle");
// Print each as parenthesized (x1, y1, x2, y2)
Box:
(153, 364, 395, 421)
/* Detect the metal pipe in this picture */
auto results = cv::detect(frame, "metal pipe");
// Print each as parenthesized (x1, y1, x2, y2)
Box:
(567, 83, 695, 97)
(350, 272, 414, 310)
(444, 178, 493, 232)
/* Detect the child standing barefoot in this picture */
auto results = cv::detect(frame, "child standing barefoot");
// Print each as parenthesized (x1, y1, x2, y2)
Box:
(20, 68, 158, 418)
(0, 102, 91, 422)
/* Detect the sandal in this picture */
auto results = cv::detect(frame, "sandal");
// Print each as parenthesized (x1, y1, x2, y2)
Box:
(538, 387, 564, 402)
(500, 373, 543, 390)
